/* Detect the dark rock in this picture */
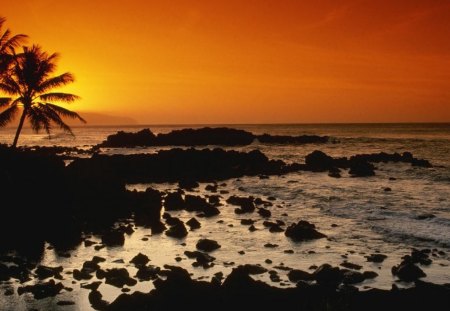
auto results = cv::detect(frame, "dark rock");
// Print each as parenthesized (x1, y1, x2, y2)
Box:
(349, 160, 376, 177)
(392, 259, 426, 282)
(0, 263, 10, 282)
(264, 243, 278, 248)
(102, 268, 137, 288)
(81, 281, 102, 290)
(287, 269, 313, 282)
(164, 192, 185, 211)
(205, 184, 218, 192)
(340, 262, 363, 270)
(410, 249, 433, 265)
(228, 196, 255, 213)
(73, 269, 93, 281)
(269, 224, 284, 232)
(196, 239, 221, 252)
(165, 222, 188, 239)
(130, 253, 150, 267)
(92, 256, 106, 264)
(241, 264, 268, 275)
(155, 127, 255, 147)
(313, 264, 343, 287)
(305, 150, 335, 172)
(366, 253, 387, 263)
(273, 265, 292, 271)
(285, 220, 326, 241)
(94, 245, 105, 251)
(263, 221, 284, 233)
(84, 240, 96, 247)
(363, 271, 379, 279)
(82, 260, 101, 274)
(99, 129, 156, 147)
(101, 230, 125, 247)
(411, 158, 432, 168)
(89, 289, 109, 310)
(258, 208, 272, 218)
(186, 217, 201, 230)
(18, 279, 64, 299)
(57, 300, 76, 306)
(121, 224, 135, 235)
(185, 195, 220, 217)
(240, 219, 255, 225)
(184, 251, 215, 268)
(150, 221, 167, 234)
(249, 225, 257, 232)
(179, 180, 199, 190)
(136, 265, 160, 281)
(35, 265, 63, 280)
(208, 195, 221, 205)
(342, 270, 365, 284)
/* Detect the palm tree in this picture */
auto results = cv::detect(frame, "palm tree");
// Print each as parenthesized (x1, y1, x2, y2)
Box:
(0, 17, 27, 76)
(0, 45, 85, 147)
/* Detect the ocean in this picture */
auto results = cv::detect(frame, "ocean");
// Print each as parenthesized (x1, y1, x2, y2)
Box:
(1, 123, 449, 310)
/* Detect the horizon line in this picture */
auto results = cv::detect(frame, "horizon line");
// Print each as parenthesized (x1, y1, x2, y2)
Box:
(3, 121, 450, 130)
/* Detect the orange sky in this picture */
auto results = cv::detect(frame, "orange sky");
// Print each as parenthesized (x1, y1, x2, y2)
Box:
(2, 0, 450, 124)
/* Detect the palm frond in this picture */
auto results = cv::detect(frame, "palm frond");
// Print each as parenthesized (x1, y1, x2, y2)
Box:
(0, 80, 20, 95)
(0, 104, 18, 127)
(3, 34, 28, 51)
(44, 103, 86, 123)
(0, 97, 11, 107)
(37, 72, 75, 92)
(0, 29, 11, 49)
(28, 105, 51, 134)
(37, 103, 74, 135)
(39, 92, 80, 103)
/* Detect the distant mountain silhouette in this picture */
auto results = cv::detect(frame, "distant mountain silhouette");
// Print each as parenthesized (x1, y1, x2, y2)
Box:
(4, 112, 138, 127)
(66, 112, 138, 126)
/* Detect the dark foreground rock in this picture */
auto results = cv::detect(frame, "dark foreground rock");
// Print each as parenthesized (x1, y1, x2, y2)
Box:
(106, 265, 450, 311)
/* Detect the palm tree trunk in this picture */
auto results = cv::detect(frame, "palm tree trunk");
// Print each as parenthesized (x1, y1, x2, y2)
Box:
(12, 108, 27, 148)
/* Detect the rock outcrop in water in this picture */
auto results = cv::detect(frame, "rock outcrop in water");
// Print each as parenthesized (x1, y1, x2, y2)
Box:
(97, 127, 329, 148)
(284, 220, 327, 241)
(302, 150, 432, 175)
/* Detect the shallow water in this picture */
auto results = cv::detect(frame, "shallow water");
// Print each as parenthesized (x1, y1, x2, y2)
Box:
(0, 123, 449, 310)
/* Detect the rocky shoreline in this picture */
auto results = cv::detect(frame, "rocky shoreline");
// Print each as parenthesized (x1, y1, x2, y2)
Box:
(97, 127, 330, 148)
(0, 142, 445, 310)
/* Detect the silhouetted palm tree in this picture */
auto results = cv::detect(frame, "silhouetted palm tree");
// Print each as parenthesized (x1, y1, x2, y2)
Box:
(0, 17, 27, 75)
(0, 45, 85, 147)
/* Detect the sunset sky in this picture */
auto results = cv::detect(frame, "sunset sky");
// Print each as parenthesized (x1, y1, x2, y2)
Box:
(2, 0, 450, 124)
